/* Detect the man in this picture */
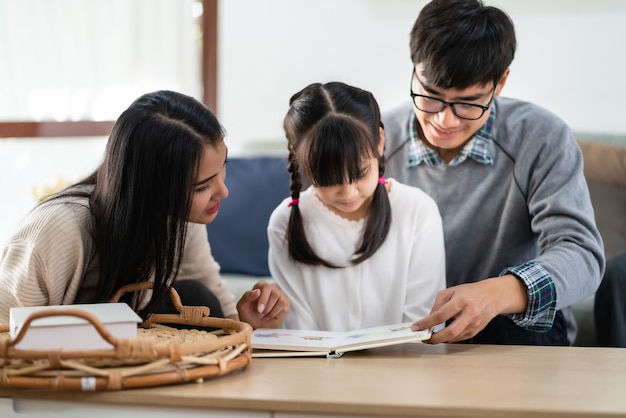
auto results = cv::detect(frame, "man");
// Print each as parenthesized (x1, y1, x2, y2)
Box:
(383, 0, 604, 345)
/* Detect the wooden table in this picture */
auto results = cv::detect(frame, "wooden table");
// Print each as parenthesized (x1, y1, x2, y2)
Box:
(1, 343, 626, 418)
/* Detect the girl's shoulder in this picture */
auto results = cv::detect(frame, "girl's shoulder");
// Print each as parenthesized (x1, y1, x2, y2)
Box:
(388, 179, 436, 203)
(388, 179, 441, 218)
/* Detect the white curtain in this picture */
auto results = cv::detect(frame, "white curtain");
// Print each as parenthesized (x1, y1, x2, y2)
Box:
(0, 0, 201, 121)
(0, 0, 201, 244)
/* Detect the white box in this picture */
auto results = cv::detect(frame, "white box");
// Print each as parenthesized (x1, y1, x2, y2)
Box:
(9, 303, 143, 351)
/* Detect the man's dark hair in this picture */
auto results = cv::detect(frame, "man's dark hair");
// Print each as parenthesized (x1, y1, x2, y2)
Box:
(410, 0, 516, 88)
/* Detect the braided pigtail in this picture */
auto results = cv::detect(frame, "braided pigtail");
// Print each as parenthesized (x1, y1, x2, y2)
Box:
(283, 82, 394, 267)
(285, 145, 337, 267)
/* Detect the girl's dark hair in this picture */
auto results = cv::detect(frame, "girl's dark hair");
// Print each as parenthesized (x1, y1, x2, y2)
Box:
(410, 0, 516, 88)
(55, 90, 225, 318)
(283, 82, 391, 267)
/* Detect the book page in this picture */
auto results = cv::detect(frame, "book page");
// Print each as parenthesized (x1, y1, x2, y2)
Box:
(251, 322, 430, 354)
(333, 322, 430, 350)
(251, 328, 348, 352)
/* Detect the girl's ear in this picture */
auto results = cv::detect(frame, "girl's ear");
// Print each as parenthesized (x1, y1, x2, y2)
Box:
(378, 127, 385, 156)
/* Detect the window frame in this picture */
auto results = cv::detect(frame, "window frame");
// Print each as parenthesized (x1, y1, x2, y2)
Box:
(0, 0, 218, 139)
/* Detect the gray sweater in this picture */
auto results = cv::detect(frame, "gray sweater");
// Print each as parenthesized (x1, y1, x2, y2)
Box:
(382, 97, 604, 344)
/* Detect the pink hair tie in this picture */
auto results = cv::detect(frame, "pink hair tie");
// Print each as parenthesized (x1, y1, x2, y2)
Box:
(378, 176, 388, 185)
(288, 198, 299, 207)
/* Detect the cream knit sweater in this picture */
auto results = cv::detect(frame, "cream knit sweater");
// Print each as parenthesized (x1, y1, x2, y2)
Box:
(0, 195, 236, 323)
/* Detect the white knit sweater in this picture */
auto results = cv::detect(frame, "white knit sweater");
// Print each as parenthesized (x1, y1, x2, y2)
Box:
(0, 195, 236, 323)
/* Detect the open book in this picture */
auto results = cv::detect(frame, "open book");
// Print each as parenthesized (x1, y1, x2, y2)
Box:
(251, 322, 431, 358)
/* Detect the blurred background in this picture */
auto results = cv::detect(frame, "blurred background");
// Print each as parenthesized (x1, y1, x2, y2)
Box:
(1, 0, 625, 244)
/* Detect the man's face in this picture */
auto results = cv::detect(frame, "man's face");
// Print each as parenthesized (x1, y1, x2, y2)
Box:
(411, 64, 504, 163)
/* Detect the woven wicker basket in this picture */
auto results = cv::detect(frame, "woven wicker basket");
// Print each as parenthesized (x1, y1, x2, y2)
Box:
(0, 282, 252, 391)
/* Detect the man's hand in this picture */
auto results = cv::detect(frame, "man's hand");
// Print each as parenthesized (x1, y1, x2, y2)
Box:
(236, 280, 290, 329)
(411, 275, 528, 344)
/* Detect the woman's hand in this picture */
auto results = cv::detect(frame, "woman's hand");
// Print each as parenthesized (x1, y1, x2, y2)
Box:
(236, 280, 290, 329)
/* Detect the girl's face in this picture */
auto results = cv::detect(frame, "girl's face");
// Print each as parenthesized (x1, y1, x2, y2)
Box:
(312, 129, 386, 221)
(188, 140, 229, 224)
(313, 156, 380, 222)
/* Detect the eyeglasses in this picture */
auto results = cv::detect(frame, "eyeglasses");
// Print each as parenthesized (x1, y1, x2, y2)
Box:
(410, 69, 497, 120)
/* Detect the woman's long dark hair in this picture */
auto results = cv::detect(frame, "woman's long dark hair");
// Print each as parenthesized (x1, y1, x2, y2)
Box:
(54, 90, 225, 317)
(283, 82, 391, 267)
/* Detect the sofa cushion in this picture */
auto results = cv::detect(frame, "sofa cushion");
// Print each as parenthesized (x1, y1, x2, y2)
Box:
(586, 179, 626, 259)
(578, 140, 626, 188)
(206, 156, 290, 276)
(578, 140, 626, 258)
(572, 139, 625, 346)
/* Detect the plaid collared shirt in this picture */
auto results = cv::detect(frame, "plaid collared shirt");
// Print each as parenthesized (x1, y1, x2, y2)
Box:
(504, 263, 556, 331)
(405, 106, 557, 331)
(407, 105, 495, 167)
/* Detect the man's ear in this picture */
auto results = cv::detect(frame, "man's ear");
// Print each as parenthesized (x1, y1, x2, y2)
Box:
(496, 68, 511, 97)
(378, 126, 385, 156)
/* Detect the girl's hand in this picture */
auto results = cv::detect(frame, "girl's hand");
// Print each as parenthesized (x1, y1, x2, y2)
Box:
(236, 280, 290, 329)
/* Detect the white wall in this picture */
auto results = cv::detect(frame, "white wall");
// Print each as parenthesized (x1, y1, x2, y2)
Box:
(2, 0, 625, 244)
(217, 0, 626, 151)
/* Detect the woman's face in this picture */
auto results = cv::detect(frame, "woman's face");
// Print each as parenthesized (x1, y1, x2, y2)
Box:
(188, 140, 229, 224)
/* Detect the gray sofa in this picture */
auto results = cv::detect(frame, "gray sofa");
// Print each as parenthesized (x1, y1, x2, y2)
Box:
(206, 155, 288, 298)
(209, 138, 626, 346)
(571, 139, 626, 346)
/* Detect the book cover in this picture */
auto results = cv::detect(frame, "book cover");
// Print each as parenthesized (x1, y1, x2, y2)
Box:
(9, 303, 143, 351)
(251, 322, 432, 358)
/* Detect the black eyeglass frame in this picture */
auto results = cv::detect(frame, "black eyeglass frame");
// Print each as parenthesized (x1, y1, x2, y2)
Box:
(410, 69, 497, 121)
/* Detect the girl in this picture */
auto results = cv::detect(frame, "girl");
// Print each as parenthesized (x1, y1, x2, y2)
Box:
(0, 90, 289, 329)
(267, 82, 445, 332)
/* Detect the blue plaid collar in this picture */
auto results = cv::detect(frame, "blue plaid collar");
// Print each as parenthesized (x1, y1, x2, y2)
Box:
(407, 106, 496, 167)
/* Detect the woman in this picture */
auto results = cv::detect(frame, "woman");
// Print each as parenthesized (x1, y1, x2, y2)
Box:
(0, 90, 289, 328)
